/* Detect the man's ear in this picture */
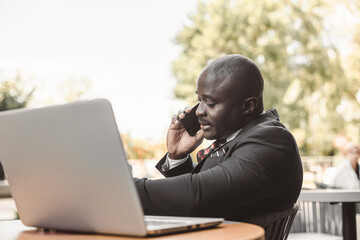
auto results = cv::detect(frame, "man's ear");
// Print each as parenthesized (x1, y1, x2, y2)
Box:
(243, 97, 258, 114)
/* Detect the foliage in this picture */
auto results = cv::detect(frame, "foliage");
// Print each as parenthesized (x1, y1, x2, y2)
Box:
(172, 0, 360, 155)
(0, 73, 35, 111)
(0, 72, 35, 180)
(121, 133, 167, 160)
(336, 0, 360, 144)
(58, 78, 93, 103)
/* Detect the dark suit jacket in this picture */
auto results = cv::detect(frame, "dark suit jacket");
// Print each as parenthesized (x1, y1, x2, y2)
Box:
(135, 109, 303, 221)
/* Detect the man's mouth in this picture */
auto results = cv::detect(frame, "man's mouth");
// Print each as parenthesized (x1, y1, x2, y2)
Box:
(199, 120, 211, 130)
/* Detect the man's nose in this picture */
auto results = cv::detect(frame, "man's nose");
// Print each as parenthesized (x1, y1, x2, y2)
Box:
(196, 102, 205, 117)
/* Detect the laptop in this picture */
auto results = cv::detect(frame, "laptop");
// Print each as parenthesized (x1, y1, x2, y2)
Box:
(0, 99, 223, 236)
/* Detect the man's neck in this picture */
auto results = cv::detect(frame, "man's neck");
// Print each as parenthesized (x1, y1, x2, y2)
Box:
(225, 129, 242, 143)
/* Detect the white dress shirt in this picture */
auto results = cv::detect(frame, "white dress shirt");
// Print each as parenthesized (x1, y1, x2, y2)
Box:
(324, 159, 360, 189)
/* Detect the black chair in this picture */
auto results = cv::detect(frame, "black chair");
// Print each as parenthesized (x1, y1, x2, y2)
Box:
(244, 204, 299, 240)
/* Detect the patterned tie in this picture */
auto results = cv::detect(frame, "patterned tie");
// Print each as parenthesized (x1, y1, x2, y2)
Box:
(196, 139, 226, 163)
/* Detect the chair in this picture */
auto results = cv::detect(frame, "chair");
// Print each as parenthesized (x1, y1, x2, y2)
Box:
(288, 201, 342, 240)
(0, 161, 5, 181)
(0, 163, 11, 198)
(243, 204, 299, 240)
(0, 181, 11, 198)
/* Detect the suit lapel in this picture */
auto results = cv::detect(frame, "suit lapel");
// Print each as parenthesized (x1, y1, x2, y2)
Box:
(191, 109, 279, 173)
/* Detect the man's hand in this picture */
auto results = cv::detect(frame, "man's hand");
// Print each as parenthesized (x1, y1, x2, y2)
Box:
(167, 107, 204, 159)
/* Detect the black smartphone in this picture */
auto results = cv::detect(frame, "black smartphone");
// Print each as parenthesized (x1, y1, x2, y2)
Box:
(180, 103, 200, 136)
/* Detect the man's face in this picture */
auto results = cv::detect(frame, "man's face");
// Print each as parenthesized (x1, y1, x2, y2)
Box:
(195, 70, 246, 140)
(347, 147, 360, 163)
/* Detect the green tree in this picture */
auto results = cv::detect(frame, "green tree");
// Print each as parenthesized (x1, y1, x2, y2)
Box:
(336, 0, 360, 144)
(121, 133, 167, 160)
(0, 72, 35, 180)
(172, 0, 351, 155)
(58, 78, 93, 103)
(0, 73, 35, 111)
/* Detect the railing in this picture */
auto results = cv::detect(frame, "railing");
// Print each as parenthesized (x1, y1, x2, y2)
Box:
(301, 156, 343, 189)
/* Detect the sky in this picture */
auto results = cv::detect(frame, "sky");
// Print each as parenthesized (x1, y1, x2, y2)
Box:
(0, 0, 198, 142)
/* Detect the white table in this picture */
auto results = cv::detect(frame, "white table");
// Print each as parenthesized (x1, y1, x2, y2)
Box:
(299, 189, 360, 240)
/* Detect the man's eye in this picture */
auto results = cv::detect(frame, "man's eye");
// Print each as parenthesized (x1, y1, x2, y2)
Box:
(207, 103, 216, 107)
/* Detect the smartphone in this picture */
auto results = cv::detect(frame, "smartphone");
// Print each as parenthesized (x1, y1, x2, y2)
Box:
(180, 103, 200, 136)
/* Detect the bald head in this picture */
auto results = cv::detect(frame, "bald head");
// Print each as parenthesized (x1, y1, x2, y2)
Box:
(204, 54, 264, 100)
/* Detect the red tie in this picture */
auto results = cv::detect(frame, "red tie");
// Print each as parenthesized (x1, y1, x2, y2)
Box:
(196, 139, 226, 163)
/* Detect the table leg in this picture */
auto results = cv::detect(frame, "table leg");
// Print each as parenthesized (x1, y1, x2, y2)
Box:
(342, 202, 356, 240)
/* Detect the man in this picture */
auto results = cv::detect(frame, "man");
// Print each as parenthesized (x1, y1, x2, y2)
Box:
(324, 143, 360, 189)
(135, 54, 303, 221)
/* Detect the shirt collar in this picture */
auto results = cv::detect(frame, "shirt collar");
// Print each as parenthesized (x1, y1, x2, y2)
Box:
(226, 129, 242, 143)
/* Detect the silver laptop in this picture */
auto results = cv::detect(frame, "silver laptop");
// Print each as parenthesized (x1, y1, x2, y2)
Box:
(0, 99, 223, 236)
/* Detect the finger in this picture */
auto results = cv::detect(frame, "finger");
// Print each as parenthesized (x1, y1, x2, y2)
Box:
(179, 112, 185, 119)
(172, 114, 179, 124)
(195, 129, 205, 142)
(176, 109, 186, 119)
(179, 107, 191, 119)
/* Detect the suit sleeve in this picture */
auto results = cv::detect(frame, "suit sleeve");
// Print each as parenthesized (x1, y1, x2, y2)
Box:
(135, 126, 301, 218)
(155, 154, 194, 178)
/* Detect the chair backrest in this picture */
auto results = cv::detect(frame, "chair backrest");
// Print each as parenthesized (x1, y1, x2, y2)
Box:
(290, 201, 342, 236)
(243, 204, 299, 240)
(0, 161, 5, 180)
